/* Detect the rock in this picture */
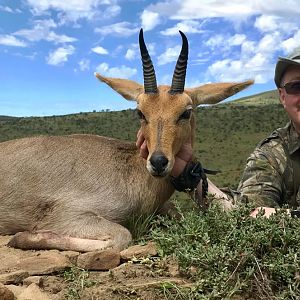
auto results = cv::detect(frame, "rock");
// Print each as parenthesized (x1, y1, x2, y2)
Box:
(77, 249, 120, 270)
(0, 236, 11, 247)
(120, 241, 157, 260)
(16, 251, 71, 275)
(5, 284, 26, 297)
(42, 276, 64, 294)
(18, 283, 52, 300)
(61, 250, 79, 264)
(23, 275, 42, 286)
(0, 270, 29, 284)
(0, 283, 14, 300)
(0, 249, 71, 276)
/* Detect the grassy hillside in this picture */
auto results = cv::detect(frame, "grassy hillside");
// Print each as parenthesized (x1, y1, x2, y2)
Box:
(0, 91, 288, 188)
(229, 89, 279, 106)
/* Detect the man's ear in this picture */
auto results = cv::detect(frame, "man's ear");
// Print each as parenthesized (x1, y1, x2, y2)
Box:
(185, 80, 254, 106)
(95, 73, 144, 101)
(278, 88, 286, 108)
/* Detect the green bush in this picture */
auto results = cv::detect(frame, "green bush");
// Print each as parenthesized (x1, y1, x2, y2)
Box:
(152, 203, 300, 299)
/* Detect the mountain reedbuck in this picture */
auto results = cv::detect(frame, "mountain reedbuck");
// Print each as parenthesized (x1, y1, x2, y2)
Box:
(0, 29, 253, 252)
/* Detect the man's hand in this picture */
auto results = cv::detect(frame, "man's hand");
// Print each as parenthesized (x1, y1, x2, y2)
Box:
(136, 129, 148, 159)
(136, 129, 193, 177)
(250, 206, 292, 218)
(250, 207, 277, 218)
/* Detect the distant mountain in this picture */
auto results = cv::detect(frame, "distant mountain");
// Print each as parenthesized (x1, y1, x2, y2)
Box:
(0, 115, 19, 121)
(228, 90, 280, 106)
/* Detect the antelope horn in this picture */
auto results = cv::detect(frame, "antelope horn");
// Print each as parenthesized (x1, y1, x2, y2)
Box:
(169, 31, 188, 94)
(139, 28, 158, 94)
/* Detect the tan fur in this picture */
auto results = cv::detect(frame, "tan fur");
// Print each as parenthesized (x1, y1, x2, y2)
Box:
(1, 74, 253, 252)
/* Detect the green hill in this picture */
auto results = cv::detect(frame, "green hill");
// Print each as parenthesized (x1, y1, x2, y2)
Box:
(229, 89, 279, 106)
(0, 91, 288, 188)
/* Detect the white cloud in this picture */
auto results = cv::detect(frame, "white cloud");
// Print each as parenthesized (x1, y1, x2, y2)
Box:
(205, 35, 224, 49)
(0, 5, 13, 12)
(204, 30, 282, 84)
(281, 30, 300, 54)
(95, 22, 139, 37)
(0, 35, 27, 47)
(142, 0, 255, 24)
(257, 33, 281, 54)
(91, 46, 108, 55)
(254, 15, 281, 33)
(229, 34, 246, 46)
(207, 50, 273, 84)
(46, 45, 75, 65)
(254, 14, 298, 35)
(125, 42, 155, 62)
(125, 44, 139, 61)
(172, 1, 255, 20)
(78, 58, 90, 71)
(208, 59, 248, 82)
(205, 33, 246, 50)
(157, 45, 181, 65)
(125, 49, 136, 60)
(14, 19, 77, 44)
(161, 20, 204, 36)
(140, 10, 160, 31)
(143, 1, 300, 28)
(240, 41, 256, 58)
(96, 62, 137, 78)
(0, 5, 21, 13)
(25, 0, 121, 23)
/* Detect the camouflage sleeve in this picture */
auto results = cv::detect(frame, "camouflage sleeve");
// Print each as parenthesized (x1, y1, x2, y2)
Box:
(237, 141, 286, 207)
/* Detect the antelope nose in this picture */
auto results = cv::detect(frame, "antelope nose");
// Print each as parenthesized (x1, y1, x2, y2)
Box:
(150, 152, 169, 175)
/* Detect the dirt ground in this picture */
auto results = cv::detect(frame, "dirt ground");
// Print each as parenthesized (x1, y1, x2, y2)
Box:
(0, 235, 192, 300)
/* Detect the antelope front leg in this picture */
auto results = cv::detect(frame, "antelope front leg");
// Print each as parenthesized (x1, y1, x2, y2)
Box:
(8, 215, 132, 252)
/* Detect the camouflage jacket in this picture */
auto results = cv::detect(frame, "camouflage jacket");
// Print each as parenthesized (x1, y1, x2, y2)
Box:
(237, 121, 300, 208)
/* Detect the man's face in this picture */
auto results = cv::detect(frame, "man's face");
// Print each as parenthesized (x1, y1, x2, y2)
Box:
(279, 65, 300, 131)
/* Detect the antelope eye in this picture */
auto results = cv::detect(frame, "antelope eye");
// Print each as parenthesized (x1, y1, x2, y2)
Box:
(179, 109, 192, 120)
(136, 109, 146, 121)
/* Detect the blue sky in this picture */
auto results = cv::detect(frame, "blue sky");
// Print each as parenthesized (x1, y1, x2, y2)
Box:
(0, 0, 300, 117)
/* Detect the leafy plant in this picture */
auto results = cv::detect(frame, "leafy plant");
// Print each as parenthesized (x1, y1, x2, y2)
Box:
(152, 203, 300, 299)
(63, 267, 96, 299)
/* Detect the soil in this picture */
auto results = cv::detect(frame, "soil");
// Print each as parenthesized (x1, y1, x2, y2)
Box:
(0, 235, 192, 300)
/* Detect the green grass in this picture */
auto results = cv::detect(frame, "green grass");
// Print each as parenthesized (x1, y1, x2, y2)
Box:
(151, 203, 300, 299)
(63, 267, 96, 299)
(229, 89, 279, 106)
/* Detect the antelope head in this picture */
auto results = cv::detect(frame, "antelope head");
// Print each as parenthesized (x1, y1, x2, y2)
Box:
(95, 29, 253, 177)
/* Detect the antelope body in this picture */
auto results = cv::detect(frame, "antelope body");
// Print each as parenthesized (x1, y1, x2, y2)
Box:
(0, 30, 253, 251)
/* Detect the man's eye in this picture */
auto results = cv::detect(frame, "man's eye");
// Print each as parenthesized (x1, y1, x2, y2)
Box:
(137, 109, 146, 120)
(179, 109, 192, 120)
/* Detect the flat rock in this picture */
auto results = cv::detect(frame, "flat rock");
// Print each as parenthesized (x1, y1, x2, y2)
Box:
(23, 275, 42, 286)
(19, 252, 71, 275)
(77, 249, 120, 270)
(61, 250, 79, 264)
(18, 283, 52, 300)
(5, 284, 26, 297)
(120, 241, 157, 260)
(0, 283, 14, 300)
(0, 249, 71, 275)
(41, 276, 64, 294)
(0, 270, 29, 284)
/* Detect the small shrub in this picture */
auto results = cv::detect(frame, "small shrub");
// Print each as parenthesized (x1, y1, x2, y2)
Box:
(152, 203, 300, 299)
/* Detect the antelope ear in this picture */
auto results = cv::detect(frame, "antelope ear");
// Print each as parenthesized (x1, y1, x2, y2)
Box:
(185, 80, 254, 106)
(95, 73, 144, 101)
